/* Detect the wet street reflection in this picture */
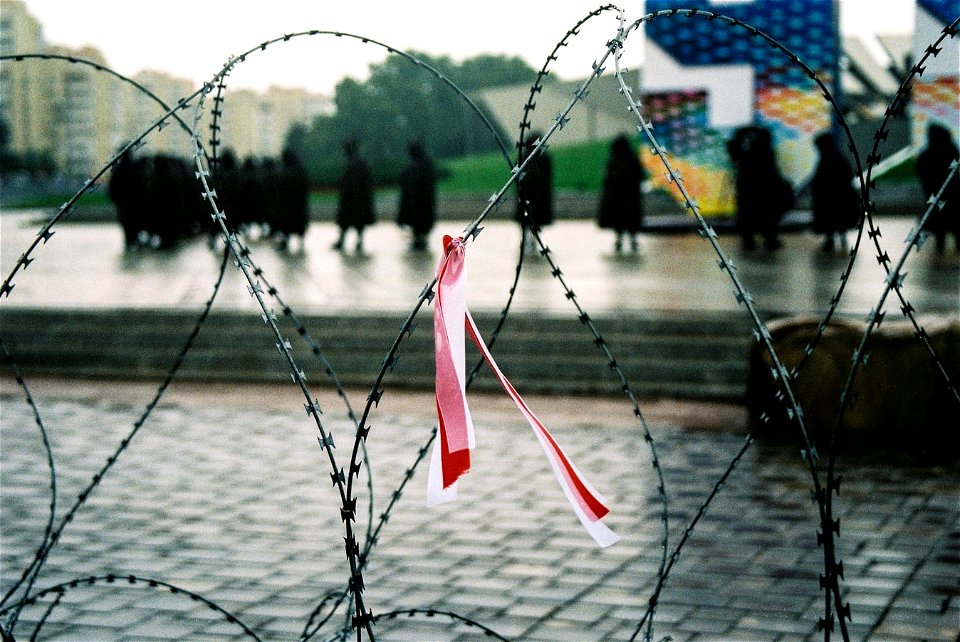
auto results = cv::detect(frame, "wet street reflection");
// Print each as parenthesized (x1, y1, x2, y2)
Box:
(1, 211, 957, 317)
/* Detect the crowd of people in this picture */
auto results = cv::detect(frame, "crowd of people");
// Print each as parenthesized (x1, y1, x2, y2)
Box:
(329, 138, 438, 254)
(722, 123, 958, 256)
(916, 123, 960, 255)
(108, 147, 310, 252)
(110, 124, 958, 259)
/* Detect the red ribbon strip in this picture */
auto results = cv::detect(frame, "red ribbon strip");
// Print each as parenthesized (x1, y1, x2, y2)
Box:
(429, 235, 618, 547)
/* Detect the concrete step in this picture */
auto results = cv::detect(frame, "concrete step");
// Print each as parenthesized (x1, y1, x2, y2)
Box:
(1, 308, 756, 401)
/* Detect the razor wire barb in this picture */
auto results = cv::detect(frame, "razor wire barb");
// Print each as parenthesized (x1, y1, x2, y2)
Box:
(607, 7, 946, 639)
(187, 29, 535, 641)
(1, 7, 958, 642)
(0, 55, 242, 635)
(607, 10, 841, 639)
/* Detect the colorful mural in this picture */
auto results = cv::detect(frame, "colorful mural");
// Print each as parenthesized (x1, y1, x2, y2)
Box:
(911, 0, 960, 150)
(641, 0, 840, 216)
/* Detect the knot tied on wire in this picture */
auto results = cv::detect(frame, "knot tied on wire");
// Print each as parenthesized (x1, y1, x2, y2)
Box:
(429, 234, 618, 547)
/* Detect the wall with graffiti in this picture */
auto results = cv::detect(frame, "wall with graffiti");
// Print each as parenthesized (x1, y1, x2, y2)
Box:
(911, 0, 960, 148)
(641, 0, 841, 216)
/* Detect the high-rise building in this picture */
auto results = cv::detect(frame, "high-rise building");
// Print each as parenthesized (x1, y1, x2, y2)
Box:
(0, 0, 55, 161)
(0, 0, 331, 178)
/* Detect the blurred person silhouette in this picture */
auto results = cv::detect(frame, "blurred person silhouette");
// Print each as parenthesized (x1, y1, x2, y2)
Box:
(259, 157, 282, 238)
(810, 132, 860, 253)
(915, 123, 960, 254)
(515, 131, 554, 254)
(726, 125, 793, 252)
(333, 138, 376, 253)
(397, 140, 437, 251)
(274, 148, 311, 253)
(146, 154, 192, 250)
(107, 148, 146, 250)
(597, 134, 647, 254)
(237, 156, 262, 237)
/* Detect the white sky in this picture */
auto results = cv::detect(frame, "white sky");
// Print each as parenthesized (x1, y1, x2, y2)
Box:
(14, 0, 917, 94)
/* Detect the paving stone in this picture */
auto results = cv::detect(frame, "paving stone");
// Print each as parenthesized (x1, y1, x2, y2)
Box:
(2, 384, 957, 641)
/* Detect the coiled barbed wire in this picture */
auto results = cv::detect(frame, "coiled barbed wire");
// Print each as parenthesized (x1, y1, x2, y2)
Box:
(1, 6, 957, 642)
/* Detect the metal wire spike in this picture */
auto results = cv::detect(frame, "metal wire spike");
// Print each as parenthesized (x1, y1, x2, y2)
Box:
(318, 433, 335, 449)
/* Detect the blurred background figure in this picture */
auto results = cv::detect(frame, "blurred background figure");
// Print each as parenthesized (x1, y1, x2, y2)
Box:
(726, 125, 793, 252)
(597, 134, 646, 254)
(810, 132, 860, 254)
(273, 147, 311, 253)
(238, 156, 263, 238)
(515, 131, 554, 254)
(108, 148, 145, 250)
(396, 140, 437, 252)
(916, 123, 960, 255)
(333, 138, 376, 253)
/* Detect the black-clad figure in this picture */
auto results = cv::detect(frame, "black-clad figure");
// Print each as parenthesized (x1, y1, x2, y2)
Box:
(597, 134, 647, 254)
(274, 148, 311, 252)
(726, 126, 794, 252)
(333, 139, 376, 253)
(397, 141, 437, 251)
(237, 157, 262, 236)
(147, 154, 191, 249)
(810, 132, 860, 253)
(108, 148, 145, 250)
(515, 131, 554, 253)
(915, 123, 960, 254)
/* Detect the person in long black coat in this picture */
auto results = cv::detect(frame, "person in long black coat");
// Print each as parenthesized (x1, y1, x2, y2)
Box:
(810, 132, 860, 253)
(597, 134, 646, 254)
(333, 139, 376, 253)
(147, 154, 190, 249)
(726, 126, 793, 252)
(273, 148, 311, 252)
(916, 123, 960, 254)
(515, 131, 554, 253)
(397, 141, 437, 251)
(108, 148, 145, 249)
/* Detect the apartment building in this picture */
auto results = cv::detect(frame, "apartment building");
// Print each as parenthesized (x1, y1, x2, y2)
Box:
(0, 0, 331, 178)
(0, 0, 54, 161)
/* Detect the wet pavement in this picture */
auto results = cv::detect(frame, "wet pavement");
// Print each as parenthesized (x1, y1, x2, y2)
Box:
(1, 210, 958, 317)
(1, 209, 959, 641)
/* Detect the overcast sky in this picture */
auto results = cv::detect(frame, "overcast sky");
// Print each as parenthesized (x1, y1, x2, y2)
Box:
(16, 0, 917, 94)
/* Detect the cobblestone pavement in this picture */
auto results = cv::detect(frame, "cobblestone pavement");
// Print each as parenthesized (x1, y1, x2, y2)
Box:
(2, 209, 959, 640)
(2, 379, 957, 641)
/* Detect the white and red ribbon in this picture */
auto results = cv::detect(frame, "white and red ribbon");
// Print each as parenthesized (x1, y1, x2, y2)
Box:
(429, 235, 618, 547)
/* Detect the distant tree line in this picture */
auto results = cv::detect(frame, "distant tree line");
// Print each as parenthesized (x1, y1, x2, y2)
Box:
(284, 52, 536, 188)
